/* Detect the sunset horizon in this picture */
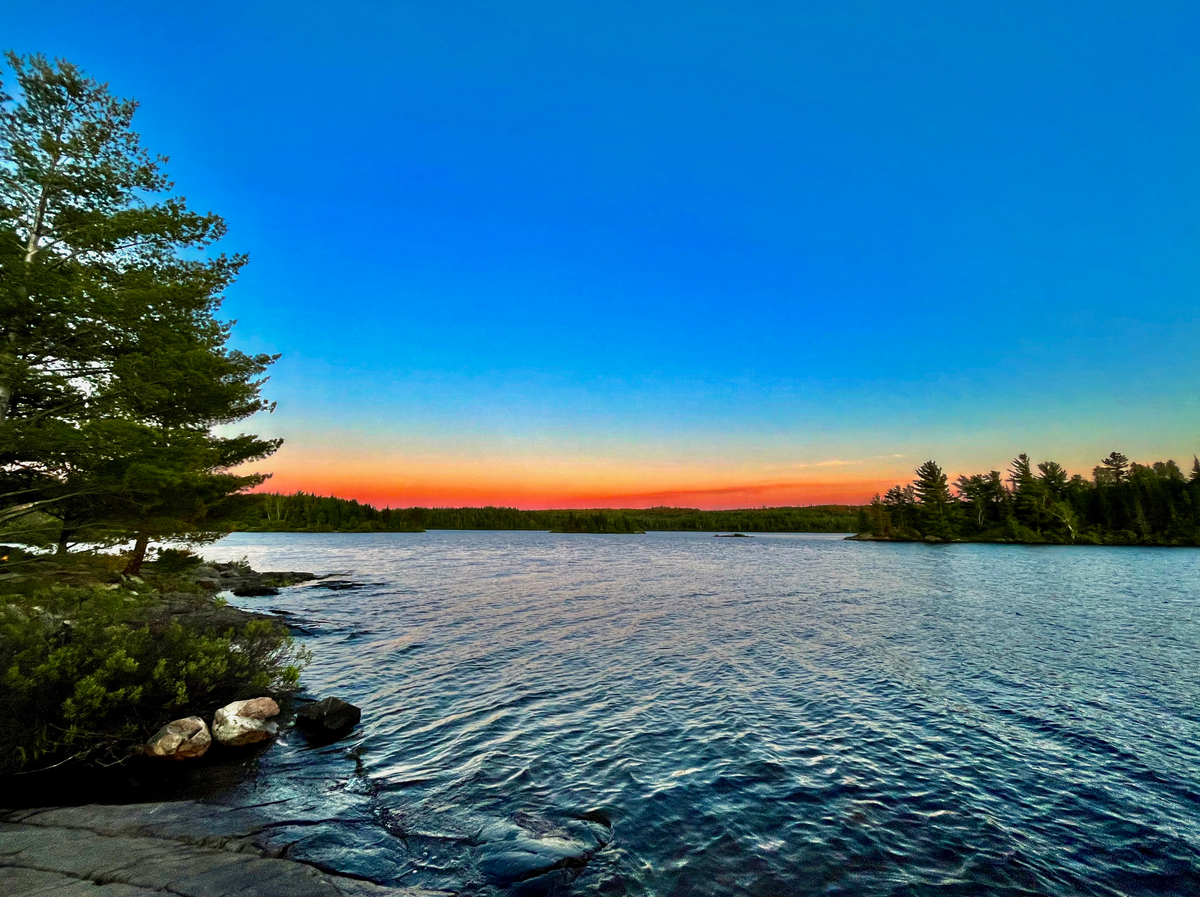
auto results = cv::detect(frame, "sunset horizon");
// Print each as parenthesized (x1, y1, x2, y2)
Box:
(8, 4, 1194, 505)
(251, 443, 1200, 511)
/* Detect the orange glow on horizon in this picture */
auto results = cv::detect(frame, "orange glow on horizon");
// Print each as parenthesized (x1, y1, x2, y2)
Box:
(249, 452, 898, 509)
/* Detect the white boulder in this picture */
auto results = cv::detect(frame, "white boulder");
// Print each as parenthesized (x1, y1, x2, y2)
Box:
(212, 697, 280, 747)
(145, 716, 211, 760)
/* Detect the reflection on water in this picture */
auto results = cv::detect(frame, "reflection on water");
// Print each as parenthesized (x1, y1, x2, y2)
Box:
(207, 531, 1200, 896)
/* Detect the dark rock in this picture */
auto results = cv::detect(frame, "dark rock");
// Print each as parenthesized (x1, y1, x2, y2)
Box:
(147, 592, 276, 634)
(297, 697, 362, 741)
(316, 581, 363, 591)
(188, 564, 315, 595)
(232, 585, 280, 597)
(263, 571, 317, 587)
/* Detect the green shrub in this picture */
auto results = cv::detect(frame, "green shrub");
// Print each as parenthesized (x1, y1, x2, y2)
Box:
(149, 547, 204, 575)
(0, 584, 308, 773)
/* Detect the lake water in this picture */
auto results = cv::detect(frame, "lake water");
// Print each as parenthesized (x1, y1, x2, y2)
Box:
(206, 531, 1200, 896)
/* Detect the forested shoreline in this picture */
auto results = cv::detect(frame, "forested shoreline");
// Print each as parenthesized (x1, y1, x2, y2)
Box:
(229, 492, 866, 534)
(230, 451, 1200, 546)
(862, 452, 1200, 546)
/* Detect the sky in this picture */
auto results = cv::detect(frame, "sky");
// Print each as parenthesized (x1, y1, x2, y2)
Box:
(6, 2, 1199, 508)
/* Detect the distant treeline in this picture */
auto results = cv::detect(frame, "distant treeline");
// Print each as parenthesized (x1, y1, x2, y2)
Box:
(230, 492, 865, 534)
(863, 452, 1200, 546)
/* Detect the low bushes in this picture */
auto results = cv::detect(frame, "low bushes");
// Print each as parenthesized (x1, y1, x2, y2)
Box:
(0, 577, 307, 775)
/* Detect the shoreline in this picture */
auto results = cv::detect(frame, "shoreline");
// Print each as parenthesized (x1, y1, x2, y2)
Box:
(0, 563, 315, 808)
(844, 532, 1200, 547)
(1, 801, 447, 896)
(0, 564, 447, 895)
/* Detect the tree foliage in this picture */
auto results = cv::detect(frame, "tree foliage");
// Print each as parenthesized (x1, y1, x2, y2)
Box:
(865, 451, 1200, 545)
(228, 492, 864, 534)
(0, 54, 279, 567)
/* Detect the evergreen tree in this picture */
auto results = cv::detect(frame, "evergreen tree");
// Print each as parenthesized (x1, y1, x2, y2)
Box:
(1009, 453, 1045, 530)
(1152, 460, 1185, 482)
(953, 471, 1006, 531)
(913, 460, 953, 538)
(914, 459, 951, 505)
(0, 54, 278, 567)
(882, 483, 918, 532)
(866, 493, 890, 536)
(1101, 451, 1131, 483)
(1037, 461, 1068, 496)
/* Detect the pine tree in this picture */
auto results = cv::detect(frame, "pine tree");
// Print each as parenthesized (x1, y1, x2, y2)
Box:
(1101, 451, 1131, 483)
(954, 472, 1006, 530)
(913, 460, 953, 538)
(914, 460, 951, 506)
(866, 493, 890, 536)
(0, 54, 279, 568)
(1037, 461, 1068, 496)
(1009, 453, 1045, 530)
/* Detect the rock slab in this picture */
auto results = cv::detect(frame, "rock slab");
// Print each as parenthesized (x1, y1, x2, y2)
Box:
(144, 716, 211, 760)
(212, 697, 280, 747)
(0, 804, 448, 896)
(475, 813, 613, 890)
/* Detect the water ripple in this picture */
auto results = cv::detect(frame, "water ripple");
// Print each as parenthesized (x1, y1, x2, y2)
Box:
(211, 532, 1200, 896)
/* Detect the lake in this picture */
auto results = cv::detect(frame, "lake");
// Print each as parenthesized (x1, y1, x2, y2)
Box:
(206, 531, 1200, 896)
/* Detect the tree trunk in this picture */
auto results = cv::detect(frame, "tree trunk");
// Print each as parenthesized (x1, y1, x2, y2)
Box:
(56, 522, 75, 554)
(124, 532, 150, 575)
(2, 169, 57, 423)
(0, 332, 15, 423)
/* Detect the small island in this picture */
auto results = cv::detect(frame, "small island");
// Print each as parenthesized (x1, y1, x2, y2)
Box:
(853, 453, 1200, 546)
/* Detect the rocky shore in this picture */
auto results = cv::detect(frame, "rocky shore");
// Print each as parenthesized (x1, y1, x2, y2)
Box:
(3, 559, 617, 894)
(1, 801, 446, 896)
(189, 559, 319, 596)
(0, 562, 402, 896)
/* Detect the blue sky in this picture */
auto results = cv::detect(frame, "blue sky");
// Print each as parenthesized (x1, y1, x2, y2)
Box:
(7, 2, 1199, 505)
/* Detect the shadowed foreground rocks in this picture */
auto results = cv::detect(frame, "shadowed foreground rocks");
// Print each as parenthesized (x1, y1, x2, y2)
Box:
(0, 803, 449, 897)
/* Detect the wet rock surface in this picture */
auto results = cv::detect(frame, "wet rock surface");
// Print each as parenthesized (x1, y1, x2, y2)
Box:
(475, 813, 613, 892)
(0, 802, 449, 896)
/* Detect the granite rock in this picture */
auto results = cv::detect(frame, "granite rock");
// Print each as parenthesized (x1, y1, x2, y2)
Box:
(144, 716, 211, 760)
(0, 802, 449, 896)
(213, 697, 280, 747)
